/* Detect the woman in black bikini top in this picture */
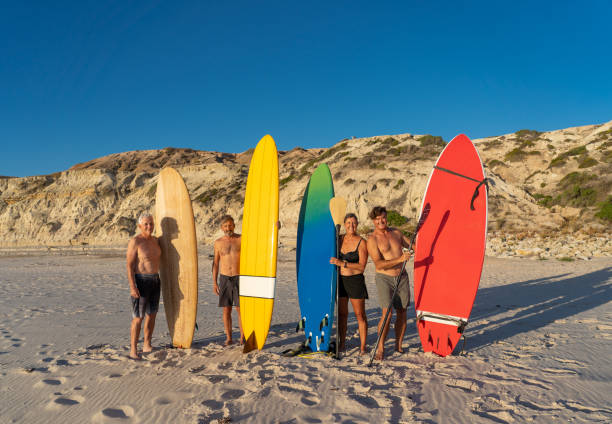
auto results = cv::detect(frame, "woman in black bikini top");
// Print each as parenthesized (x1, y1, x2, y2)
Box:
(330, 213, 369, 355)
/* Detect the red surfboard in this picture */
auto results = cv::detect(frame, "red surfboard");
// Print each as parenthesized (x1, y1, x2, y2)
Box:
(413, 134, 488, 356)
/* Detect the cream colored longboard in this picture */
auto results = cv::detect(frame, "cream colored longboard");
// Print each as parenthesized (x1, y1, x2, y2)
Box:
(155, 167, 198, 348)
(240, 135, 279, 353)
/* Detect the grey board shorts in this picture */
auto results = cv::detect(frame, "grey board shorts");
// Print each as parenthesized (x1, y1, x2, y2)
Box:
(218, 274, 240, 307)
(131, 273, 161, 318)
(375, 271, 410, 310)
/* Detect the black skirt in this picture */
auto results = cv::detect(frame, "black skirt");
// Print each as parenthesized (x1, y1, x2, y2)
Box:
(338, 274, 368, 299)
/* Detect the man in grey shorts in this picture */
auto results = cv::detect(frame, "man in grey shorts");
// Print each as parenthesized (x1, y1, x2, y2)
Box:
(126, 213, 162, 360)
(366, 206, 412, 360)
(212, 215, 244, 346)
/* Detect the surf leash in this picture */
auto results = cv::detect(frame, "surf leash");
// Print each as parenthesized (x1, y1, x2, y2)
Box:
(433, 166, 489, 211)
(368, 203, 431, 367)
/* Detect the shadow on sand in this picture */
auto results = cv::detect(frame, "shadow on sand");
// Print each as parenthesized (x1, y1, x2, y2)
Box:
(188, 266, 611, 356)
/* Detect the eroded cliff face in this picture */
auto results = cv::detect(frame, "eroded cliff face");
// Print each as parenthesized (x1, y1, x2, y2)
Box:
(1, 121, 610, 253)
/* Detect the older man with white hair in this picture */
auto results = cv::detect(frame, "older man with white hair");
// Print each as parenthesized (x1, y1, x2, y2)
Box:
(126, 212, 161, 359)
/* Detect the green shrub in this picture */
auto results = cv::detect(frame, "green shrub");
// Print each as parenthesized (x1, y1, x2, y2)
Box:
(568, 146, 587, 156)
(578, 156, 598, 168)
(387, 210, 408, 227)
(482, 139, 503, 150)
(488, 159, 506, 167)
(549, 146, 588, 167)
(196, 188, 219, 204)
(394, 179, 405, 189)
(515, 129, 542, 140)
(505, 148, 527, 162)
(382, 137, 399, 146)
(596, 129, 612, 140)
(595, 197, 612, 222)
(318, 142, 348, 161)
(147, 183, 157, 198)
(418, 135, 446, 147)
(280, 175, 294, 186)
(533, 193, 554, 207)
(299, 158, 318, 176)
(558, 172, 596, 189)
(563, 185, 597, 207)
(549, 156, 567, 167)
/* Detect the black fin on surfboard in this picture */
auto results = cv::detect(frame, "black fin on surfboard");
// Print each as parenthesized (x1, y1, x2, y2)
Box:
(296, 317, 305, 332)
(319, 315, 329, 331)
(242, 332, 258, 354)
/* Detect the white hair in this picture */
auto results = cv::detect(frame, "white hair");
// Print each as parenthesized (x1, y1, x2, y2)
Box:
(138, 213, 153, 224)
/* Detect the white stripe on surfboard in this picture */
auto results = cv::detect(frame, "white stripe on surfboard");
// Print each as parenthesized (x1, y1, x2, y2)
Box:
(416, 310, 468, 326)
(239, 275, 276, 299)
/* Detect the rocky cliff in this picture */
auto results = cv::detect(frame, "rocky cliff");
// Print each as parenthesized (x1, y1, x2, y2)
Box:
(1, 121, 610, 258)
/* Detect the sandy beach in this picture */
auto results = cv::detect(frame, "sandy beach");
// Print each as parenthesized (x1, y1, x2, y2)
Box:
(1, 249, 611, 423)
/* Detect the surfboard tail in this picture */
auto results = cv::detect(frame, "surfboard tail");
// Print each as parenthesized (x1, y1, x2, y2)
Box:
(243, 331, 258, 354)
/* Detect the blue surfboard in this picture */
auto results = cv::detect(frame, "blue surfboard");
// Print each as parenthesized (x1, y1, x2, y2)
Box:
(296, 164, 337, 352)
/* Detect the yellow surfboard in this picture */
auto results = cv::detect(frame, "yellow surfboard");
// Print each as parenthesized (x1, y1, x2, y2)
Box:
(155, 167, 198, 349)
(240, 135, 279, 352)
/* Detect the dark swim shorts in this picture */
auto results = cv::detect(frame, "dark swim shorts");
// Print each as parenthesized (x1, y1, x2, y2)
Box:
(338, 274, 369, 299)
(131, 273, 161, 318)
(375, 271, 410, 310)
(218, 274, 240, 307)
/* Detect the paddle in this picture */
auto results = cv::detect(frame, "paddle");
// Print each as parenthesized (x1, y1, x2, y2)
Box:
(329, 196, 347, 359)
(368, 203, 431, 367)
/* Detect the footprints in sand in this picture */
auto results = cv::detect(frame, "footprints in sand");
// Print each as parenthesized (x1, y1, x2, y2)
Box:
(0, 327, 25, 350)
(444, 377, 481, 392)
(196, 388, 248, 423)
(91, 405, 135, 422)
(46, 393, 86, 410)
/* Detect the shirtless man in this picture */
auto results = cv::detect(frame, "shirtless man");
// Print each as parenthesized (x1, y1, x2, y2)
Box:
(126, 213, 162, 360)
(366, 206, 412, 360)
(212, 215, 244, 346)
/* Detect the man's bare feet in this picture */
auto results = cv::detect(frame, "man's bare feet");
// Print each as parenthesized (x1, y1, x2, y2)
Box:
(128, 353, 141, 360)
(224, 339, 234, 346)
(375, 349, 384, 360)
(395, 343, 404, 354)
(359, 348, 368, 356)
(143, 345, 153, 353)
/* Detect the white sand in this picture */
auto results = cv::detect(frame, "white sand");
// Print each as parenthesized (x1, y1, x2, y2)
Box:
(1, 250, 611, 423)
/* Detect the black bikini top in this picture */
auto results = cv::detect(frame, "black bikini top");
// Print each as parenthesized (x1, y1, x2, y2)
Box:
(339, 238, 361, 264)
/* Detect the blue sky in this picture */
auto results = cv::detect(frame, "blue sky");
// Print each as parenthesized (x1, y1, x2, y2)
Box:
(1, 1, 610, 177)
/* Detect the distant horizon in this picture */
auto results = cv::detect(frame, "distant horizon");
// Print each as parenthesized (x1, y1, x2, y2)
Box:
(2, 1, 611, 177)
